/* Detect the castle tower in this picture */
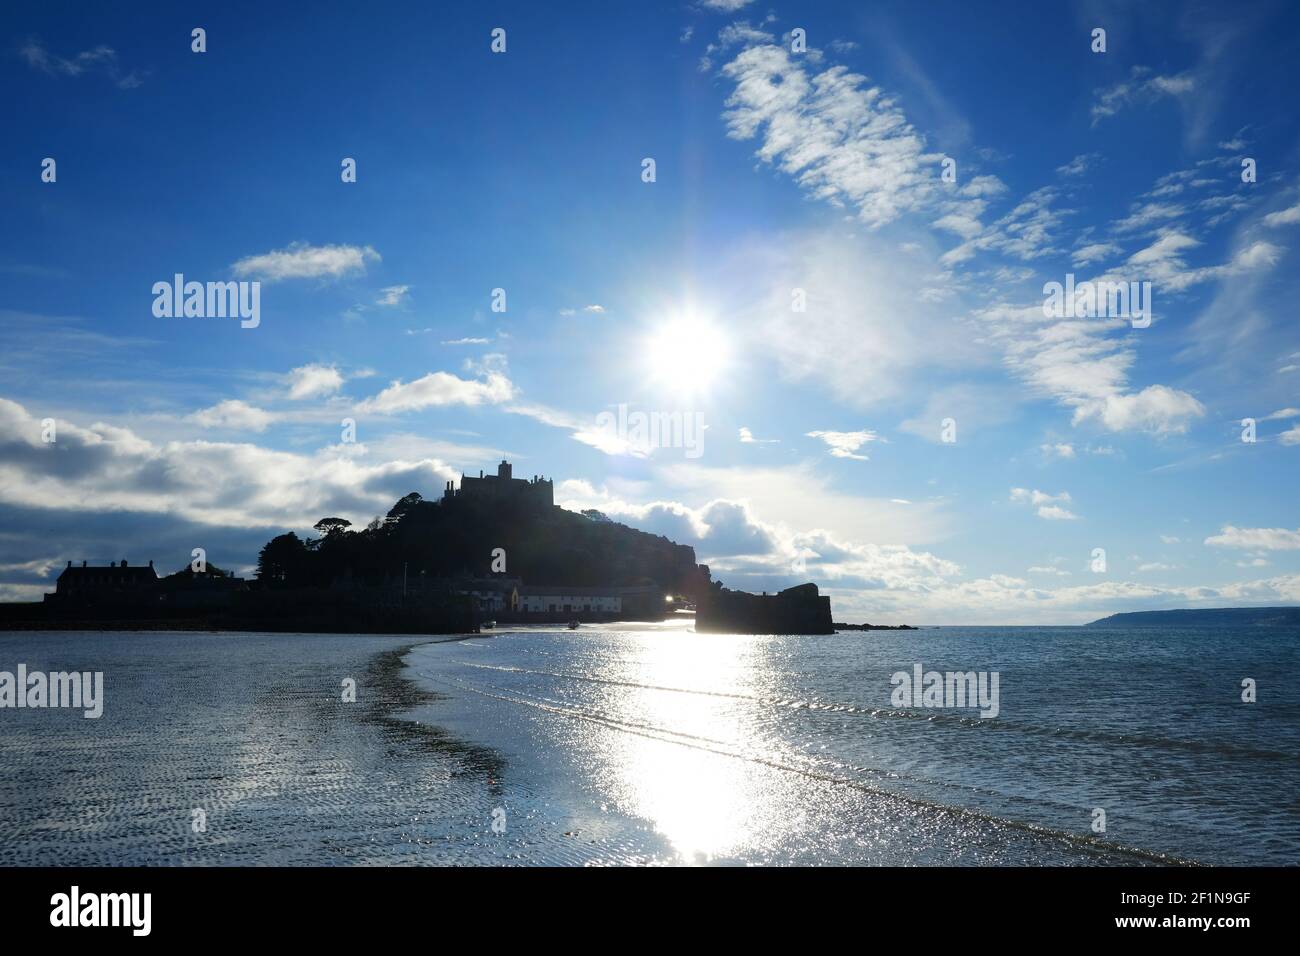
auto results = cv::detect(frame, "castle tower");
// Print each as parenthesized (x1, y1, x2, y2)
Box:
(498, 460, 513, 481)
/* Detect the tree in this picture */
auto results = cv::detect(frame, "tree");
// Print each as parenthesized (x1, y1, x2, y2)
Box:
(385, 492, 424, 526)
(256, 533, 309, 586)
(313, 517, 352, 536)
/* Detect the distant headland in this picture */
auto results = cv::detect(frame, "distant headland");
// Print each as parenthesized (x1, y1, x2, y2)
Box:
(1086, 606, 1300, 628)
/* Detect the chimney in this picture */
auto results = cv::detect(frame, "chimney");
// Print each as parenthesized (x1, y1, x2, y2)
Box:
(66, 560, 72, 569)
(149, 560, 153, 568)
(82, 560, 87, 567)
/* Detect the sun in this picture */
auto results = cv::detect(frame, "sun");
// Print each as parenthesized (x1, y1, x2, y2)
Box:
(643, 315, 731, 398)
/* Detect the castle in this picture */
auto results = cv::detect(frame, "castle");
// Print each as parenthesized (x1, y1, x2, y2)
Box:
(442, 460, 553, 509)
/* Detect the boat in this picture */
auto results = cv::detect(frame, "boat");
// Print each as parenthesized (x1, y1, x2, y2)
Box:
(567, 619, 580, 629)
(481, 620, 496, 629)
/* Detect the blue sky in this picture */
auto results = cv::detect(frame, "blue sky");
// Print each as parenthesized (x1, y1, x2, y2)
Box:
(2, 0, 1298, 623)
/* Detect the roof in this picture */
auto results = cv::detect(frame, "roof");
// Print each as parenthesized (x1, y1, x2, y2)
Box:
(57, 564, 158, 584)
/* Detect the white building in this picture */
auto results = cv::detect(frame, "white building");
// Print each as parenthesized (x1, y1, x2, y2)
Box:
(517, 585, 624, 614)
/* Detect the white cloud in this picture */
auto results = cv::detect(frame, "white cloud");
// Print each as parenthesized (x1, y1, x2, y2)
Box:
(1091, 68, 1195, 125)
(1056, 153, 1098, 177)
(232, 242, 380, 282)
(1040, 442, 1076, 459)
(940, 186, 1071, 265)
(1073, 384, 1207, 435)
(286, 364, 344, 400)
(375, 285, 410, 307)
(1204, 525, 1300, 551)
(980, 299, 1207, 435)
(441, 337, 491, 346)
(1072, 242, 1121, 267)
(1120, 230, 1281, 293)
(720, 44, 947, 229)
(739, 426, 778, 444)
(1010, 487, 1079, 520)
(806, 429, 878, 460)
(556, 478, 957, 590)
(356, 370, 515, 414)
(1111, 201, 1186, 234)
(1263, 203, 1300, 227)
(187, 400, 275, 432)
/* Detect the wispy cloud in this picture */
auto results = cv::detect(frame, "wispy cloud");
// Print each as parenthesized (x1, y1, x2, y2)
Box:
(19, 38, 144, 89)
(806, 429, 878, 460)
(720, 44, 948, 228)
(232, 242, 380, 282)
(375, 285, 410, 307)
(1091, 67, 1195, 126)
(1204, 525, 1300, 550)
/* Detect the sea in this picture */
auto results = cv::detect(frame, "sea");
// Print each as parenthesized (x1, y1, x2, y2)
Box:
(1, 623, 1296, 866)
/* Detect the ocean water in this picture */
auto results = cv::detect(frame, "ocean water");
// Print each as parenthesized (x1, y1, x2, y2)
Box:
(404, 622, 1300, 865)
(1, 625, 1296, 865)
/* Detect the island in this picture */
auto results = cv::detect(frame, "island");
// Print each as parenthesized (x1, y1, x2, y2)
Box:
(696, 583, 835, 634)
(0, 460, 840, 636)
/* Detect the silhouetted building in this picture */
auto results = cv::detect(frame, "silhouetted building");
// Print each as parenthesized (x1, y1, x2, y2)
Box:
(156, 565, 247, 609)
(443, 460, 553, 509)
(48, 560, 158, 603)
(452, 577, 520, 614)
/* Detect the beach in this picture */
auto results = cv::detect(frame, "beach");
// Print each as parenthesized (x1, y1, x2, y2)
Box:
(1, 624, 1296, 866)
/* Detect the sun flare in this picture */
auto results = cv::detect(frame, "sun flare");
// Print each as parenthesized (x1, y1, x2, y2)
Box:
(643, 316, 731, 398)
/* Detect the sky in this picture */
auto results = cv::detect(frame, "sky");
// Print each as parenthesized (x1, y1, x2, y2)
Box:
(1, 0, 1298, 624)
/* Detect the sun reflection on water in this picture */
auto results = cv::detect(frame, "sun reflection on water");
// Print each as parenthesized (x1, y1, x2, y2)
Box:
(596, 631, 789, 862)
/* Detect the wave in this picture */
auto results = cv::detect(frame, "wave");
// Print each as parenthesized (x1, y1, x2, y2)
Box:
(443, 657, 1296, 763)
